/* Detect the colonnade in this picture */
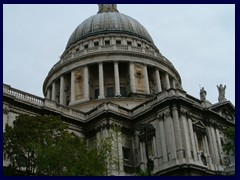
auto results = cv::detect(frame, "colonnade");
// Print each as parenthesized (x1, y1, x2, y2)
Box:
(145, 108, 225, 171)
(46, 61, 179, 106)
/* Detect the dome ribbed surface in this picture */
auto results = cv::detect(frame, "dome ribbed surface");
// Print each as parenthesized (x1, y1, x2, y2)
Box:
(66, 12, 154, 49)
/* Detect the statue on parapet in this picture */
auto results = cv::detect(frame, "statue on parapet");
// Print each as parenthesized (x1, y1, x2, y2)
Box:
(199, 86, 212, 108)
(200, 87, 207, 101)
(217, 84, 226, 102)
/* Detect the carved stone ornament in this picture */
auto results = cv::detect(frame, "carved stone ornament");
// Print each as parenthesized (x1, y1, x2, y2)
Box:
(222, 110, 233, 121)
(180, 108, 188, 117)
(134, 63, 144, 78)
(75, 68, 83, 81)
(164, 109, 171, 118)
(3, 106, 10, 115)
(157, 112, 164, 120)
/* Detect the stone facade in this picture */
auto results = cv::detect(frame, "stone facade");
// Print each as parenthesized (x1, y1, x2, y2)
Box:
(3, 4, 235, 176)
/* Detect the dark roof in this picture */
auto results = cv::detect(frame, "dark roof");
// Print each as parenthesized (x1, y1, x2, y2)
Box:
(66, 12, 154, 49)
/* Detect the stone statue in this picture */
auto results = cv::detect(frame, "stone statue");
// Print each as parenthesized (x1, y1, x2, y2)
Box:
(200, 87, 207, 101)
(217, 84, 226, 102)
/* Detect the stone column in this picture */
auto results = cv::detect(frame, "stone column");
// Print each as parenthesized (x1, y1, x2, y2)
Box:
(204, 135, 214, 169)
(140, 141, 144, 162)
(98, 62, 105, 99)
(172, 106, 184, 159)
(60, 76, 65, 105)
(159, 116, 168, 162)
(129, 62, 136, 93)
(143, 64, 150, 94)
(46, 88, 51, 99)
(114, 61, 121, 96)
(155, 69, 162, 93)
(210, 127, 220, 166)
(179, 110, 191, 161)
(216, 129, 224, 164)
(114, 127, 124, 174)
(70, 70, 75, 104)
(164, 109, 177, 160)
(51, 81, 56, 101)
(188, 117, 198, 161)
(172, 79, 176, 89)
(84, 66, 89, 100)
(122, 37, 127, 45)
(152, 136, 157, 157)
(153, 120, 160, 167)
(165, 73, 171, 89)
(193, 132, 199, 159)
(111, 37, 115, 45)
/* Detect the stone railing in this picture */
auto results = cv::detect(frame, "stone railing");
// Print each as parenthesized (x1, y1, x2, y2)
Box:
(3, 84, 133, 121)
(3, 84, 86, 121)
(51, 46, 172, 79)
(3, 84, 44, 105)
(4, 84, 191, 122)
(50, 44, 161, 72)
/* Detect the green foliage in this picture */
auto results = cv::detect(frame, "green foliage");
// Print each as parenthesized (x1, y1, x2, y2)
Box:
(136, 169, 153, 176)
(4, 114, 108, 176)
(223, 127, 235, 155)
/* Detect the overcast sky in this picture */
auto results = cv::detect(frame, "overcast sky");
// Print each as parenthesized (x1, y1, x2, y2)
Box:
(3, 4, 235, 105)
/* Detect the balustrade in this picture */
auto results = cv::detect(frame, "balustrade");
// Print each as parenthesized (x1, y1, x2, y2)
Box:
(6, 86, 44, 105)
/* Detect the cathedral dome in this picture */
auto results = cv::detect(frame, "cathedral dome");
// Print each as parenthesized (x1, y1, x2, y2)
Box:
(66, 10, 154, 49)
(43, 4, 182, 112)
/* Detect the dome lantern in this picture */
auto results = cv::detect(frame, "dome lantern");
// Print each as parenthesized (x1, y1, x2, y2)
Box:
(98, 4, 118, 13)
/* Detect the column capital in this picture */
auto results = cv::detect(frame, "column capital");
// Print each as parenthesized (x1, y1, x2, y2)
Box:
(179, 107, 188, 117)
(164, 109, 171, 118)
(157, 112, 164, 120)
(172, 105, 178, 111)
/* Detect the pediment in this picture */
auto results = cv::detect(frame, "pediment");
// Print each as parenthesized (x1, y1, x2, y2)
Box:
(209, 101, 235, 123)
(192, 120, 206, 133)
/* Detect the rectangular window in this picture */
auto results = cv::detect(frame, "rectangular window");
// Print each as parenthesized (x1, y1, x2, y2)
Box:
(123, 147, 131, 160)
(107, 87, 114, 97)
(94, 89, 99, 99)
(105, 40, 110, 45)
(197, 133, 204, 151)
(84, 44, 88, 49)
(120, 87, 127, 97)
(127, 41, 132, 46)
(116, 40, 121, 45)
(137, 43, 141, 47)
(94, 41, 99, 47)
(147, 139, 153, 157)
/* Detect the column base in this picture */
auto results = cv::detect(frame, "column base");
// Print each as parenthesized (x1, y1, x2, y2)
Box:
(98, 95, 105, 99)
(69, 98, 90, 106)
(115, 93, 121, 97)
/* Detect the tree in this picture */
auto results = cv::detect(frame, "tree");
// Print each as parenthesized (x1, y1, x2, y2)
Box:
(4, 114, 108, 176)
(223, 127, 235, 155)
